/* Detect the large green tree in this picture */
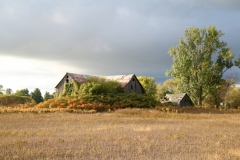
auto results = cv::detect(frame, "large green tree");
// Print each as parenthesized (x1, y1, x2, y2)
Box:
(166, 26, 240, 106)
(31, 88, 43, 104)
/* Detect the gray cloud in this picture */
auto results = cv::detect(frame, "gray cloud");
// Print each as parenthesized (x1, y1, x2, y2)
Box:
(0, 0, 240, 91)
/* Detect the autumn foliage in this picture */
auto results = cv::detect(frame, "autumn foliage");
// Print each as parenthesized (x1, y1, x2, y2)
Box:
(36, 93, 158, 111)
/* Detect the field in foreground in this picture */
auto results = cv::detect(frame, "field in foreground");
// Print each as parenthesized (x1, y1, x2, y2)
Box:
(1, 109, 240, 160)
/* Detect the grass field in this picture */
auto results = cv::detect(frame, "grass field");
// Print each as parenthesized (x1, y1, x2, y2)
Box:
(1, 108, 240, 160)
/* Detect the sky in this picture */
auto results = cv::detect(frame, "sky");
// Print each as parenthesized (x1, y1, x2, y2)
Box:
(0, 0, 240, 94)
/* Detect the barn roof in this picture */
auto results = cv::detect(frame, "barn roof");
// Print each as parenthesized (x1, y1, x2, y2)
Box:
(67, 73, 93, 84)
(55, 73, 136, 88)
(103, 74, 135, 88)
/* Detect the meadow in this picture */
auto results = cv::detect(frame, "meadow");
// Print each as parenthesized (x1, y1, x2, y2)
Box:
(1, 108, 240, 160)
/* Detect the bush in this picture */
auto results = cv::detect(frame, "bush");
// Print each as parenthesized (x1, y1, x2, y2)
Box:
(0, 95, 36, 107)
(35, 93, 158, 111)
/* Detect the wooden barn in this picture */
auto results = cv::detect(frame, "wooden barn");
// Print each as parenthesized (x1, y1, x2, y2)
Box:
(161, 93, 193, 107)
(55, 72, 145, 97)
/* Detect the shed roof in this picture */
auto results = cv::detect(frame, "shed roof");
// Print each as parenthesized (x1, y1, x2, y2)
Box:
(165, 93, 187, 103)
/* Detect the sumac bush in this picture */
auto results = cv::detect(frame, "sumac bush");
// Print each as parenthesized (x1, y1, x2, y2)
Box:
(36, 93, 158, 111)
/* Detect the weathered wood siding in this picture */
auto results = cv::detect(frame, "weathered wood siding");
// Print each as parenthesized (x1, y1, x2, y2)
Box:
(178, 94, 192, 107)
(123, 75, 143, 94)
(55, 74, 75, 97)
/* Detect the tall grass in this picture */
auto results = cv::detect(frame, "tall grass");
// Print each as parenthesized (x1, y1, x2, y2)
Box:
(0, 112, 240, 159)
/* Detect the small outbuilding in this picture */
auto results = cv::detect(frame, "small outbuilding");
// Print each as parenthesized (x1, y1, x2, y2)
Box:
(161, 93, 193, 107)
(55, 72, 145, 97)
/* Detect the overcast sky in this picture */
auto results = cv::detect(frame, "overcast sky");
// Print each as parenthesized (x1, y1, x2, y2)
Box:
(0, 0, 240, 94)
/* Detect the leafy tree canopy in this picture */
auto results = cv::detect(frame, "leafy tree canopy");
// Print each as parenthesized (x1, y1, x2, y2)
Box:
(166, 26, 240, 106)
(137, 76, 157, 99)
(156, 78, 180, 100)
(15, 88, 30, 97)
(31, 88, 43, 104)
(43, 91, 54, 101)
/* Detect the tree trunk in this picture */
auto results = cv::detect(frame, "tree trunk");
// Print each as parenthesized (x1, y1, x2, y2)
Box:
(198, 86, 203, 106)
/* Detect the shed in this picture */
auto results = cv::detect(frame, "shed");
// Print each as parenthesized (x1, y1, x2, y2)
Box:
(161, 93, 193, 107)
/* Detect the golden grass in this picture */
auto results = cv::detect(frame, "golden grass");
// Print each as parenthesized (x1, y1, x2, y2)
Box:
(0, 109, 240, 159)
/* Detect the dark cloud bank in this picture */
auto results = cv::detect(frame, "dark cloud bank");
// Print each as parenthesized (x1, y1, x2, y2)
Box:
(0, 0, 240, 85)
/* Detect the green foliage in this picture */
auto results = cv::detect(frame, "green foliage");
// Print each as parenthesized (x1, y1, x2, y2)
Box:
(30, 88, 43, 104)
(224, 86, 240, 108)
(156, 78, 181, 101)
(36, 93, 158, 111)
(79, 80, 123, 96)
(0, 95, 35, 106)
(203, 78, 234, 107)
(60, 83, 74, 97)
(43, 91, 54, 101)
(60, 77, 123, 97)
(137, 76, 157, 99)
(15, 88, 30, 97)
(0, 85, 4, 94)
(166, 26, 239, 106)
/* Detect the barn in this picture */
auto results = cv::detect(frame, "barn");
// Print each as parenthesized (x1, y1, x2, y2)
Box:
(55, 72, 145, 97)
(161, 93, 193, 107)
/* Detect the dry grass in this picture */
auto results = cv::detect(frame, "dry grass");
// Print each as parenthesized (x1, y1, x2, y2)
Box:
(1, 108, 240, 159)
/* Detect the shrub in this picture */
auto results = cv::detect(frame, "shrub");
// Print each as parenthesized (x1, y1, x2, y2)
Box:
(0, 95, 35, 107)
(35, 93, 158, 111)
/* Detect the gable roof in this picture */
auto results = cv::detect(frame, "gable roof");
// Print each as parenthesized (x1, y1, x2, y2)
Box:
(164, 93, 188, 103)
(103, 74, 135, 88)
(55, 72, 92, 88)
(55, 73, 139, 89)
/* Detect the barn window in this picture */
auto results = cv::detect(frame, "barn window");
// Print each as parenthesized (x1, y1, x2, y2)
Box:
(133, 78, 135, 82)
(131, 85, 133, 89)
(185, 99, 186, 102)
(66, 75, 69, 83)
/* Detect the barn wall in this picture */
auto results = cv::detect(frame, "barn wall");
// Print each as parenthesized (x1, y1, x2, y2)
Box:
(55, 74, 75, 97)
(123, 76, 143, 94)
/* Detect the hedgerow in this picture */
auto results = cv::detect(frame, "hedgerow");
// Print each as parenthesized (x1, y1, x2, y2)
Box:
(0, 95, 35, 107)
(35, 93, 158, 111)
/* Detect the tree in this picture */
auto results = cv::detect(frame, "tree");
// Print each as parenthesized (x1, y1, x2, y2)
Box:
(166, 26, 240, 106)
(15, 88, 30, 97)
(137, 76, 157, 99)
(155, 78, 180, 101)
(203, 78, 234, 107)
(31, 88, 43, 104)
(5, 88, 13, 95)
(224, 86, 240, 108)
(0, 85, 4, 94)
(43, 91, 54, 101)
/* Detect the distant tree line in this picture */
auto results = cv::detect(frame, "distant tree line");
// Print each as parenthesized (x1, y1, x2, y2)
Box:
(0, 85, 54, 104)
